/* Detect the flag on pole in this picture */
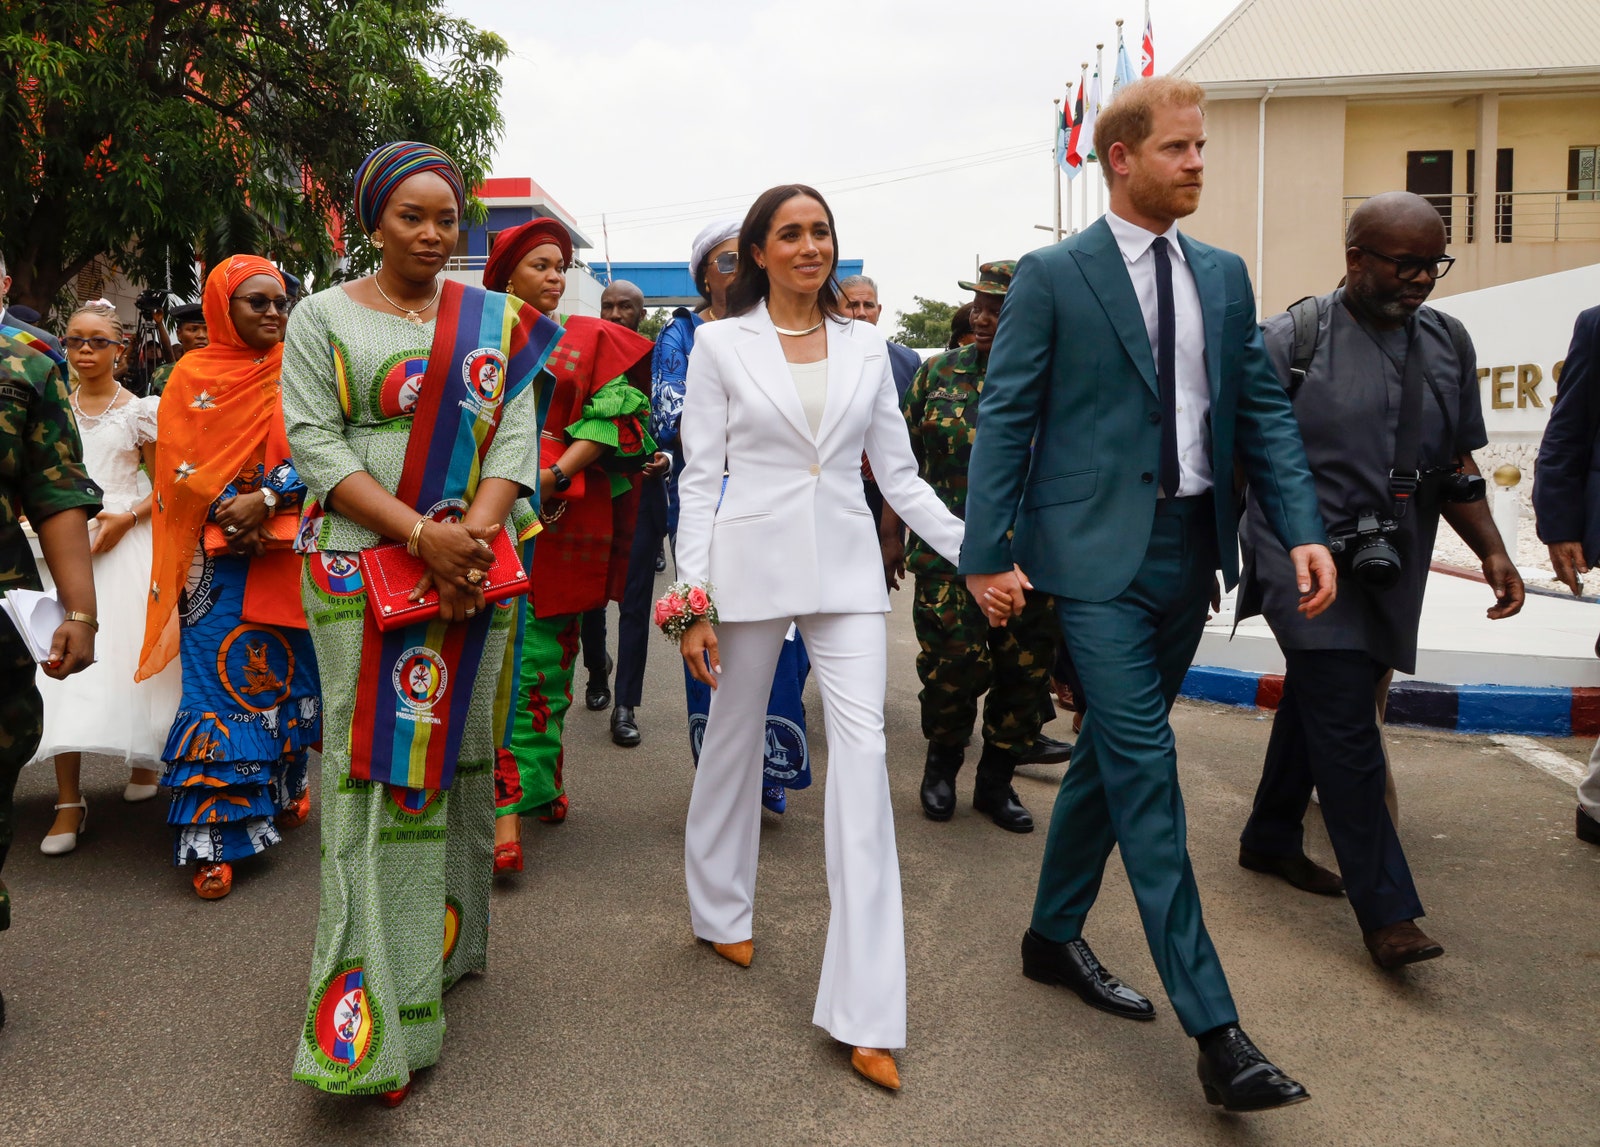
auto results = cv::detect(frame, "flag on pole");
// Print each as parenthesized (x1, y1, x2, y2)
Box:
(1054, 85, 1075, 174)
(1083, 52, 1103, 163)
(1064, 65, 1089, 178)
(1114, 23, 1136, 94)
(1141, 3, 1155, 76)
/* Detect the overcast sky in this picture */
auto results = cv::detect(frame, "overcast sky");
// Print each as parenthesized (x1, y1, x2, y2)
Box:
(447, 0, 1240, 323)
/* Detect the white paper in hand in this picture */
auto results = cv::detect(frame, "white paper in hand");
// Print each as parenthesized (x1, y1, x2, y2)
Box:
(2, 588, 66, 664)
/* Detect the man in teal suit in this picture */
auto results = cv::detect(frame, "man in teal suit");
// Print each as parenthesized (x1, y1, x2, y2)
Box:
(961, 77, 1338, 1113)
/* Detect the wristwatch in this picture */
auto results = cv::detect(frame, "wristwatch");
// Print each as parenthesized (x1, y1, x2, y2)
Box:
(548, 462, 572, 493)
(260, 487, 279, 511)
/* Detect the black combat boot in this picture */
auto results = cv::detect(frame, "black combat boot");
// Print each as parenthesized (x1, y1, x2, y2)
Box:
(919, 742, 964, 821)
(973, 742, 1034, 833)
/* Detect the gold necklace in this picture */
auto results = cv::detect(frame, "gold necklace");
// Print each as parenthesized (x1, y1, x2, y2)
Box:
(374, 274, 442, 324)
(773, 317, 824, 337)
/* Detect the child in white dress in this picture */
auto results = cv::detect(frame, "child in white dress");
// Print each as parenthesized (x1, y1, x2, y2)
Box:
(35, 301, 182, 855)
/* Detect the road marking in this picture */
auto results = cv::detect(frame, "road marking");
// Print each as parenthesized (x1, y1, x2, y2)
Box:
(1491, 734, 1586, 786)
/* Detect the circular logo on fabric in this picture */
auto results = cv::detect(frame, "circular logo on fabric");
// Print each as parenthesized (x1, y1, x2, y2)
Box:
(306, 960, 383, 1076)
(688, 713, 707, 760)
(378, 356, 428, 418)
(384, 784, 443, 823)
(443, 897, 462, 963)
(294, 503, 324, 553)
(393, 647, 448, 713)
(308, 551, 364, 598)
(216, 626, 295, 712)
(461, 348, 506, 403)
(425, 499, 468, 526)
(762, 716, 808, 783)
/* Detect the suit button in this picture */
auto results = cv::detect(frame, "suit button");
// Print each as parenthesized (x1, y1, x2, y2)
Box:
(809, 464, 820, 476)
(1148, 411, 1161, 424)
(1141, 472, 1154, 483)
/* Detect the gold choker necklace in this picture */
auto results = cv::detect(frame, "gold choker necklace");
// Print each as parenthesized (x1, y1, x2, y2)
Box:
(773, 317, 824, 337)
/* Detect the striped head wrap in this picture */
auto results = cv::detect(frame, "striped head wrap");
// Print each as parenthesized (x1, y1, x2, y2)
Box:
(354, 141, 466, 236)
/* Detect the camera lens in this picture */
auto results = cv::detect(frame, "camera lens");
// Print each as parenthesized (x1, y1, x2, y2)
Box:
(1349, 536, 1403, 589)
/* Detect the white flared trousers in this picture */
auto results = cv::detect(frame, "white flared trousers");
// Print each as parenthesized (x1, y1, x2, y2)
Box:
(684, 611, 906, 1049)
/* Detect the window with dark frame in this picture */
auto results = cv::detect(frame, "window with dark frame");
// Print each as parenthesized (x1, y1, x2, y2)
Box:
(1570, 147, 1598, 202)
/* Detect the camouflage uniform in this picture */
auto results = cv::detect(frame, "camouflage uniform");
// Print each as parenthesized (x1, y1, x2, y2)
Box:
(0, 329, 103, 943)
(902, 261, 1058, 807)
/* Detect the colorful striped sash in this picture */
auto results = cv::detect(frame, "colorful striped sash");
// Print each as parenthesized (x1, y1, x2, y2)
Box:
(350, 281, 560, 790)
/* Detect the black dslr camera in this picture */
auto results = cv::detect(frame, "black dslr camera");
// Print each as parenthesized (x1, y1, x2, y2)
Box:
(1423, 464, 1487, 505)
(1327, 512, 1403, 590)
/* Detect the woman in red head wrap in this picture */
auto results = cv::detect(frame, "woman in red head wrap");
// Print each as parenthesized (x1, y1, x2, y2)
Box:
(138, 255, 322, 900)
(482, 218, 656, 874)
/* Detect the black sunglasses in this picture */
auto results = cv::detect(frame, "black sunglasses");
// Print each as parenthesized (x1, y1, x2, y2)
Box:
(62, 336, 120, 351)
(1353, 247, 1455, 282)
(231, 293, 292, 315)
(713, 251, 739, 274)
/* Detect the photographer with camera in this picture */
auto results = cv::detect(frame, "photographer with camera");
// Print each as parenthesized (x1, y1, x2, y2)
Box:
(1235, 192, 1523, 970)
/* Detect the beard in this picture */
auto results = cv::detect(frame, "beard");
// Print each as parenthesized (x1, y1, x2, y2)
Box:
(1127, 165, 1203, 222)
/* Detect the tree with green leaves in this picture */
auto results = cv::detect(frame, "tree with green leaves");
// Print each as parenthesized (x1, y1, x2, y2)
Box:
(1, 1, 509, 311)
(893, 296, 958, 349)
(637, 307, 671, 342)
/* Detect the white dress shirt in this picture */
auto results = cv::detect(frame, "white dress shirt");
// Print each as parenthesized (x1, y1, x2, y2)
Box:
(1104, 209, 1213, 496)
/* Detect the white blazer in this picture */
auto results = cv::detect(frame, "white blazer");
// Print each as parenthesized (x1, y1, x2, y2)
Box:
(676, 301, 964, 622)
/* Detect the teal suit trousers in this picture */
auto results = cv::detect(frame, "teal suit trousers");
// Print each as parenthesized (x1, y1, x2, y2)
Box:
(1031, 495, 1238, 1036)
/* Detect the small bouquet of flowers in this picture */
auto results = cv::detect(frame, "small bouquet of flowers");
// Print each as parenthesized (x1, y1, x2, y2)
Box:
(654, 581, 717, 641)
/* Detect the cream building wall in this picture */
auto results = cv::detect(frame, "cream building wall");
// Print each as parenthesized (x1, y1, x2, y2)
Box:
(1186, 88, 1600, 315)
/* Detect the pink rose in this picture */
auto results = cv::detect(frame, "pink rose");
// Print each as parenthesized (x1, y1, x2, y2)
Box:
(653, 598, 675, 627)
(664, 593, 686, 614)
(687, 586, 710, 615)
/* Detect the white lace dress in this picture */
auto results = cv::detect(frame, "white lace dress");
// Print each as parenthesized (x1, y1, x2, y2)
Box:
(32, 392, 182, 764)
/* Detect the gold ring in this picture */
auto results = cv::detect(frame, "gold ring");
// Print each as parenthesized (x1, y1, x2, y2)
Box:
(466, 568, 484, 585)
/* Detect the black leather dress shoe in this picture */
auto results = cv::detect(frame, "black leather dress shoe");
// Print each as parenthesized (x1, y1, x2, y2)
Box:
(920, 742, 962, 821)
(1021, 930, 1155, 1020)
(1578, 806, 1600, 846)
(974, 785, 1034, 832)
(1019, 733, 1073, 765)
(1196, 1025, 1310, 1112)
(654, 549, 667, 573)
(1238, 846, 1345, 896)
(610, 706, 641, 747)
(585, 656, 613, 711)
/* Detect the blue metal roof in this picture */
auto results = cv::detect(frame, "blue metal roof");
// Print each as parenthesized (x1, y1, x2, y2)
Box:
(587, 260, 865, 307)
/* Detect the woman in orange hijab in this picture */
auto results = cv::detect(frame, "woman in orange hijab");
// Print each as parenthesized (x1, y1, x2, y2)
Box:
(138, 255, 321, 900)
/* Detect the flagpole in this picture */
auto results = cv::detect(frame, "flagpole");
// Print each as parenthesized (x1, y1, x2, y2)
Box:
(1052, 99, 1064, 241)
(1094, 43, 1105, 226)
(1076, 61, 1089, 233)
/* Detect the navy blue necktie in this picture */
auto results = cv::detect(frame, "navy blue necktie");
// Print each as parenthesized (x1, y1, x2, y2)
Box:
(1152, 236, 1181, 497)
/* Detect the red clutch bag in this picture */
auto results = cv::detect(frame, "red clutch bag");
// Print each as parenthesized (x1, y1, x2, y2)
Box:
(358, 525, 529, 632)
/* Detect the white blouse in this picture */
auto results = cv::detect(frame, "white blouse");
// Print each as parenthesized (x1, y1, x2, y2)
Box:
(787, 358, 828, 438)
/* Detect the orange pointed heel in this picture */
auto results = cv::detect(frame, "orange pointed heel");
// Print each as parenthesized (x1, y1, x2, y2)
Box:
(277, 792, 311, 830)
(710, 939, 753, 967)
(193, 862, 232, 900)
(379, 1075, 412, 1107)
(851, 1047, 901, 1090)
(493, 841, 524, 874)
(536, 794, 568, 824)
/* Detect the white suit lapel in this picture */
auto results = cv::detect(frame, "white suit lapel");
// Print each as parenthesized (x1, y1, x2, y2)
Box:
(732, 302, 814, 445)
(815, 317, 864, 450)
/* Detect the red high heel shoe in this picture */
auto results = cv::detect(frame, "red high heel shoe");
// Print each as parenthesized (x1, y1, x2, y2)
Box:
(493, 841, 523, 874)
(379, 1075, 412, 1107)
(536, 794, 568, 824)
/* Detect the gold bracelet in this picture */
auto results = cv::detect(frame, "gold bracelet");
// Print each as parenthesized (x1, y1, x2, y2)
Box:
(63, 611, 98, 632)
(406, 515, 429, 557)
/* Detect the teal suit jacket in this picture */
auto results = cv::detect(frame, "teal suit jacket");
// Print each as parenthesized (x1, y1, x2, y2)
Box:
(957, 217, 1325, 601)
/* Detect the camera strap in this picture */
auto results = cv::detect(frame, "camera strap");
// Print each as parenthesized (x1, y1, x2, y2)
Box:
(1389, 323, 1426, 521)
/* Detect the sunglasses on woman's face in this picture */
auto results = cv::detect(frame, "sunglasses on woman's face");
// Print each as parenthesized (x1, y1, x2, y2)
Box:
(231, 293, 292, 315)
(713, 251, 739, 274)
(62, 336, 119, 351)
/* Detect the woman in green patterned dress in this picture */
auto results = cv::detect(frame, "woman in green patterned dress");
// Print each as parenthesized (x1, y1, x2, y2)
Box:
(282, 143, 560, 1105)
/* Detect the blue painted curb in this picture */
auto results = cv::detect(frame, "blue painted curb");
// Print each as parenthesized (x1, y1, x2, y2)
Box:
(1181, 664, 1596, 738)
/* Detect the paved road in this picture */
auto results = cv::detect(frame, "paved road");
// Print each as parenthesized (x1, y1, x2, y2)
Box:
(2, 598, 1595, 1145)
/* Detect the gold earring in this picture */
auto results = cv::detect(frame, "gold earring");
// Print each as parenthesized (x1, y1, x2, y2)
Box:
(373, 234, 385, 249)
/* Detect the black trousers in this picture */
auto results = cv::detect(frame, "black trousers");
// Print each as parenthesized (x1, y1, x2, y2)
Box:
(1240, 648, 1423, 933)
(614, 476, 670, 709)
(580, 608, 608, 676)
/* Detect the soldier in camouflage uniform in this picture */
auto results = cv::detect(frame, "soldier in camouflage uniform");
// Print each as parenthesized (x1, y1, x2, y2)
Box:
(148, 302, 206, 396)
(896, 262, 1060, 832)
(0, 325, 102, 1027)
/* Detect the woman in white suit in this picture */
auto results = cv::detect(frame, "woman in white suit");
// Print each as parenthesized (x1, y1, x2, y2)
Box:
(673, 185, 968, 1090)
